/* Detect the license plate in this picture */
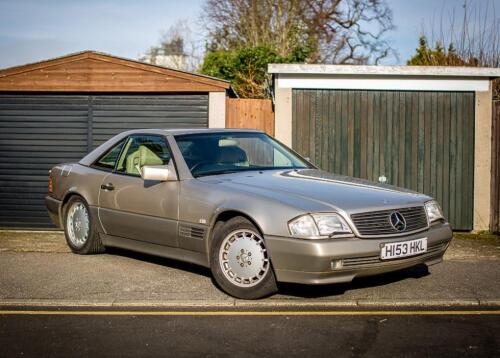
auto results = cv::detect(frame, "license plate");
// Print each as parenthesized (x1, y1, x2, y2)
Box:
(380, 238, 427, 260)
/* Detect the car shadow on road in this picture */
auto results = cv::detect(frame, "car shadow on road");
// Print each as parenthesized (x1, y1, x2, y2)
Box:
(105, 247, 213, 278)
(104, 247, 431, 299)
(277, 264, 430, 298)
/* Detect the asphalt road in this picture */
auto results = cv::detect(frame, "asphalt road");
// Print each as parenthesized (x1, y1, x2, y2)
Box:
(1, 309, 499, 357)
(1, 232, 499, 357)
(1, 250, 499, 305)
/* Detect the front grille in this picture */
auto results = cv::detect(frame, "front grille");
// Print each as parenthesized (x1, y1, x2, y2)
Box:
(350, 206, 428, 237)
(342, 241, 447, 268)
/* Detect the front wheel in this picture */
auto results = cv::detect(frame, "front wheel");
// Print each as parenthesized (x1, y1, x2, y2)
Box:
(210, 216, 278, 299)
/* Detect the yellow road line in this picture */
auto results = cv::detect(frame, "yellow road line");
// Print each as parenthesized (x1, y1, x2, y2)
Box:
(0, 310, 499, 316)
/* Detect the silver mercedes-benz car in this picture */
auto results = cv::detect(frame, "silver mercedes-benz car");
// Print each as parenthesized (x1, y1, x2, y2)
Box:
(45, 128, 452, 299)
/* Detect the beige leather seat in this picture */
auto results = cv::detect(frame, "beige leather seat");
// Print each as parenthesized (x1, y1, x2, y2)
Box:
(216, 146, 249, 166)
(126, 145, 163, 175)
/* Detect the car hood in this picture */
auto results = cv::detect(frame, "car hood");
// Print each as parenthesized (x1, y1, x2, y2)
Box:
(198, 169, 430, 213)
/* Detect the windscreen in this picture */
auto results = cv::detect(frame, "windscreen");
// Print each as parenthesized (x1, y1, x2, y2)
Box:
(175, 132, 310, 177)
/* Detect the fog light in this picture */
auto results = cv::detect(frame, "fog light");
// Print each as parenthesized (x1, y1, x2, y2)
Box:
(331, 260, 343, 270)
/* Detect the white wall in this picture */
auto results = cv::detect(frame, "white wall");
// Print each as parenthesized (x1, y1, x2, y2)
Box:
(208, 92, 226, 128)
(473, 84, 493, 231)
(276, 74, 490, 92)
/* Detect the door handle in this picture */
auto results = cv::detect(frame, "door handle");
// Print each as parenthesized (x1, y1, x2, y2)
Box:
(100, 183, 115, 191)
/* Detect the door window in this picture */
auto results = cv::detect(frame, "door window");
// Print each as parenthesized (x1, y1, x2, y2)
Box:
(116, 135, 172, 176)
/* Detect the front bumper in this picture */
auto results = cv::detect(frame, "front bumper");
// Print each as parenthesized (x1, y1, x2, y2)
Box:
(45, 195, 62, 228)
(265, 222, 453, 285)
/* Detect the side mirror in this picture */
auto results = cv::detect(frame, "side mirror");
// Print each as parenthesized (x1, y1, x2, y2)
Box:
(140, 165, 176, 181)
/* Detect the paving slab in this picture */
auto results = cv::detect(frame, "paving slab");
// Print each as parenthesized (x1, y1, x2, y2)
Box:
(1, 230, 499, 259)
(0, 230, 69, 253)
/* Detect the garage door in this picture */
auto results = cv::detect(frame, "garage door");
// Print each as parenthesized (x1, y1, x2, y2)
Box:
(90, 95, 209, 147)
(292, 89, 475, 230)
(0, 93, 208, 228)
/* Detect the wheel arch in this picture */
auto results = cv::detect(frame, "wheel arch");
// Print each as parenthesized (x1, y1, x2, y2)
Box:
(206, 209, 265, 260)
(60, 189, 91, 221)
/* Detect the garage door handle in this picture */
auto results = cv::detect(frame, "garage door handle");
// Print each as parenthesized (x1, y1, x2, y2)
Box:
(100, 183, 114, 191)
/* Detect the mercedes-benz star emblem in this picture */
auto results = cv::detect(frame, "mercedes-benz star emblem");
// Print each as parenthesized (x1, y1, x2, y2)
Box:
(390, 211, 406, 231)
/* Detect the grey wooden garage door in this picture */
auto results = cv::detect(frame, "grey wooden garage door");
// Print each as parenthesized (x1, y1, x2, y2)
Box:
(292, 89, 475, 230)
(0, 93, 208, 227)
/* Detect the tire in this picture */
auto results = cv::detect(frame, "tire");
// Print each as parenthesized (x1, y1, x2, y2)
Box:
(210, 216, 278, 299)
(63, 195, 105, 255)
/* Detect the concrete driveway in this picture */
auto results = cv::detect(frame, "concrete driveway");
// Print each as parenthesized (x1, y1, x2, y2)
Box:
(1, 231, 499, 308)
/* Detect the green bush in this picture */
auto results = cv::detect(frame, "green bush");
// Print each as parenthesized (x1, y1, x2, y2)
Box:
(201, 45, 311, 98)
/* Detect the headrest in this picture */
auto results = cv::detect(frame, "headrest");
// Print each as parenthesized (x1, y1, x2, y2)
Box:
(216, 146, 247, 164)
(139, 145, 163, 166)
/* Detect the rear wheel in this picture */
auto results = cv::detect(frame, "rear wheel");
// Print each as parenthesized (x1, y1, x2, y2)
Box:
(210, 216, 277, 299)
(63, 196, 104, 254)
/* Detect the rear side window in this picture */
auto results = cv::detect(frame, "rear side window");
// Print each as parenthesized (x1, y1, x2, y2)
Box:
(116, 135, 172, 176)
(92, 139, 126, 171)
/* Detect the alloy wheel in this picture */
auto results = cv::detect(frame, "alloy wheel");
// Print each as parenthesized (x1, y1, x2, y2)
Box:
(218, 229, 270, 287)
(66, 202, 90, 248)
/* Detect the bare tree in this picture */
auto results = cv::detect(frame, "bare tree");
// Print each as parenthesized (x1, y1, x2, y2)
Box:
(422, 0, 499, 68)
(304, 0, 395, 64)
(202, 0, 395, 64)
(139, 20, 203, 72)
(203, 1, 307, 57)
(416, 0, 500, 97)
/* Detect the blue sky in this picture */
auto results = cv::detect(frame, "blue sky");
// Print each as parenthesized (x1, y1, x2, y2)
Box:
(0, 0, 492, 69)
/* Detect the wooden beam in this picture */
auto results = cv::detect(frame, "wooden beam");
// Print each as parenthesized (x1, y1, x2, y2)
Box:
(0, 51, 230, 92)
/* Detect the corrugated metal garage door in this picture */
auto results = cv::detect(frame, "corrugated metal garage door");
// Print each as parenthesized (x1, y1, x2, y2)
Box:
(0, 93, 208, 228)
(0, 95, 89, 228)
(292, 89, 475, 230)
(90, 95, 209, 147)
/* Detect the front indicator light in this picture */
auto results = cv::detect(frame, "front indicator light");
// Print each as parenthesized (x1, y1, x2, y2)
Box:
(425, 200, 444, 222)
(288, 215, 319, 237)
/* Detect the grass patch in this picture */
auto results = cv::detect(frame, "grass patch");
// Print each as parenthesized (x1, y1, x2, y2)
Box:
(453, 232, 500, 241)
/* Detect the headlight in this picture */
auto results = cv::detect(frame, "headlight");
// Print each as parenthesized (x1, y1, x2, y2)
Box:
(288, 213, 352, 238)
(425, 200, 444, 223)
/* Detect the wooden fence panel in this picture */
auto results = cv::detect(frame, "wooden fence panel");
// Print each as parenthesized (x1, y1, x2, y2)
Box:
(226, 98, 274, 136)
(492, 100, 500, 233)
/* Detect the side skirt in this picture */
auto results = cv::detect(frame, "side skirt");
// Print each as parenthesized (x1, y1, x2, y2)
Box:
(100, 233, 210, 268)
